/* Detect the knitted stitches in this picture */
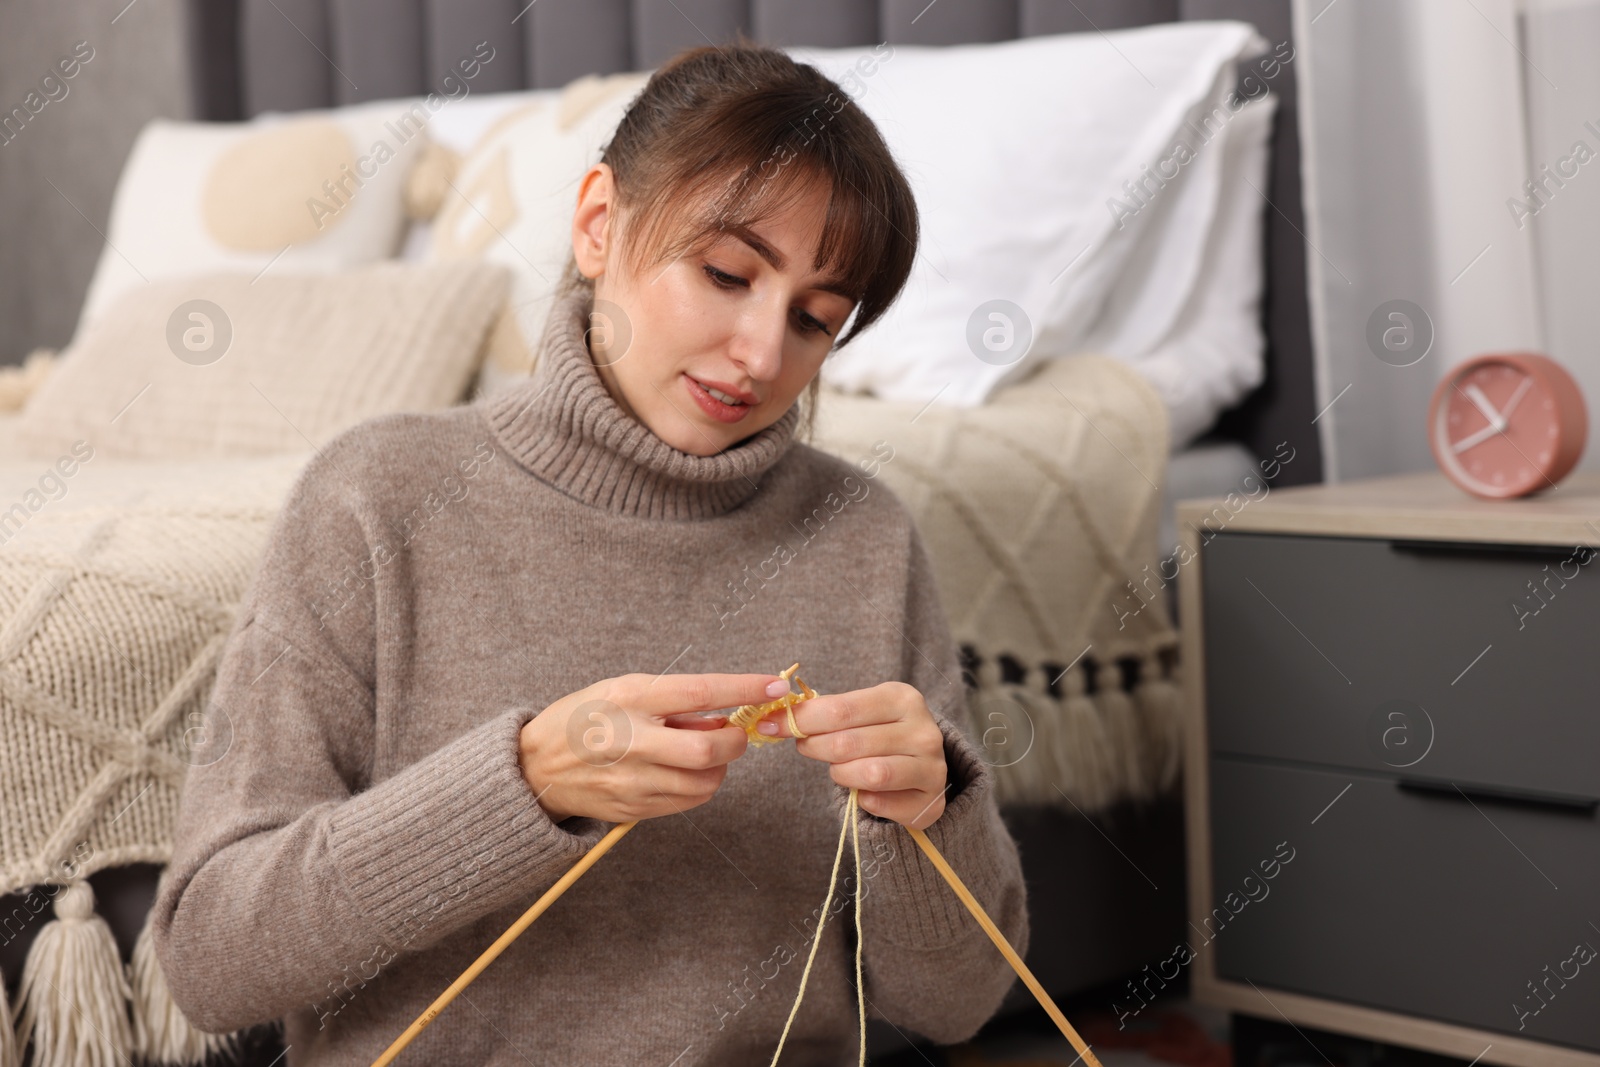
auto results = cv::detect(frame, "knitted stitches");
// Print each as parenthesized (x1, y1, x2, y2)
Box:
(729, 662, 816, 746)
(0, 453, 312, 894)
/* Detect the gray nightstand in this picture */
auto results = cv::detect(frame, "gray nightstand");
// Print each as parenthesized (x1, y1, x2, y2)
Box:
(1176, 471, 1600, 1067)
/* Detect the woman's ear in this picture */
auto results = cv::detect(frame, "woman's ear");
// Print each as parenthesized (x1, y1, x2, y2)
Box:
(571, 163, 615, 279)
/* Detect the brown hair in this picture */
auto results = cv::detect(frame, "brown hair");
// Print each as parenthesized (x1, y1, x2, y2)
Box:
(556, 39, 920, 442)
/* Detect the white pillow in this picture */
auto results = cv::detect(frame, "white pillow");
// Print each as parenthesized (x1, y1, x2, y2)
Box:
(787, 23, 1268, 407)
(412, 27, 1269, 411)
(75, 99, 428, 338)
(1079, 93, 1276, 450)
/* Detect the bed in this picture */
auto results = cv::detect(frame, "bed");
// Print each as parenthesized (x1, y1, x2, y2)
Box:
(0, 1, 1319, 1062)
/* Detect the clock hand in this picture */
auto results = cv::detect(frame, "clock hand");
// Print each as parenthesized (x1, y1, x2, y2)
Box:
(1461, 383, 1505, 430)
(1498, 374, 1534, 422)
(1452, 420, 1504, 454)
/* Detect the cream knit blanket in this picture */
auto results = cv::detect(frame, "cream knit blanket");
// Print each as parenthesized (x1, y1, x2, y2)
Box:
(0, 450, 312, 1065)
(809, 354, 1182, 811)
(0, 451, 312, 897)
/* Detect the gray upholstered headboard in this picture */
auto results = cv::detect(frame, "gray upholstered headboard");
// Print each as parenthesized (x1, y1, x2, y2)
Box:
(185, 0, 1321, 484)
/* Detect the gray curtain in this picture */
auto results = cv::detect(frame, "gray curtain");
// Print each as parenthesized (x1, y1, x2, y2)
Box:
(1293, 0, 1546, 481)
(1523, 0, 1600, 473)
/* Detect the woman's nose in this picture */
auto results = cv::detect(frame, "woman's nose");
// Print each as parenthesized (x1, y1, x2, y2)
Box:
(729, 305, 787, 381)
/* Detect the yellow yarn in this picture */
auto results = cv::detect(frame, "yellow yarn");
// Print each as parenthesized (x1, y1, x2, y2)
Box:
(729, 663, 816, 747)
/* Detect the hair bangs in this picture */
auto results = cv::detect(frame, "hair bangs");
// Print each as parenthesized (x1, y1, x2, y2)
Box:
(615, 118, 905, 348)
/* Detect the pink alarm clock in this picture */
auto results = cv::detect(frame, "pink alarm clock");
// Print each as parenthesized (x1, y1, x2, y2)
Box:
(1428, 352, 1587, 499)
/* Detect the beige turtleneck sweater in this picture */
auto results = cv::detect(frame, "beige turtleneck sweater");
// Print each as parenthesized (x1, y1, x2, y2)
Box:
(151, 282, 1030, 1066)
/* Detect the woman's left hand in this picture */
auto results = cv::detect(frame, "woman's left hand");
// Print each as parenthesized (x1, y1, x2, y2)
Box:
(753, 681, 949, 830)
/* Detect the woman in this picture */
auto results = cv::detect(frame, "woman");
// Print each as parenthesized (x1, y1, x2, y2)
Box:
(154, 43, 1029, 1066)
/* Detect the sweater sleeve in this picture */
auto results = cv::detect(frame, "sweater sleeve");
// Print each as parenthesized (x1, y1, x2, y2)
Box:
(151, 446, 610, 1034)
(833, 525, 1031, 1045)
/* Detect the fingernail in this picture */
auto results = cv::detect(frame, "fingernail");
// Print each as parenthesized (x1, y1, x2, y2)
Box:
(765, 680, 790, 698)
(757, 721, 780, 735)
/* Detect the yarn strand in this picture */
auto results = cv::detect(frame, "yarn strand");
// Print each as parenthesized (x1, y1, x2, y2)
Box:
(851, 785, 866, 1061)
(767, 786, 866, 1067)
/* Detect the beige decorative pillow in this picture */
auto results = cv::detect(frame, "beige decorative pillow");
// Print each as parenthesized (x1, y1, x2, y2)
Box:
(0, 349, 58, 411)
(429, 71, 650, 398)
(16, 262, 508, 460)
(404, 139, 461, 221)
(465, 304, 537, 402)
(75, 100, 434, 338)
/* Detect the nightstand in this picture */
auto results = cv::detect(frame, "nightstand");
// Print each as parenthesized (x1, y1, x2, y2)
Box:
(1176, 471, 1600, 1067)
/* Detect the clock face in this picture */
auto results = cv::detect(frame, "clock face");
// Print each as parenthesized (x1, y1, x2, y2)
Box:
(1429, 353, 1587, 498)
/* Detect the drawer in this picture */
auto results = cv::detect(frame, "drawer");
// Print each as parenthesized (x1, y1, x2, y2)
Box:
(1201, 531, 1600, 800)
(1207, 756, 1600, 1050)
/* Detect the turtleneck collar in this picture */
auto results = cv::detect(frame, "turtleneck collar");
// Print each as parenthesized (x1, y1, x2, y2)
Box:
(479, 283, 801, 520)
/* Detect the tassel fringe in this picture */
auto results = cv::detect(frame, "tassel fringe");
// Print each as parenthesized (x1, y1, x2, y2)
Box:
(6, 881, 237, 1067)
(1052, 665, 1120, 810)
(974, 644, 1184, 811)
(1133, 669, 1185, 794)
(15, 880, 133, 1067)
(1094, 663, 1150, 804)
(0, 966, 19, 1067)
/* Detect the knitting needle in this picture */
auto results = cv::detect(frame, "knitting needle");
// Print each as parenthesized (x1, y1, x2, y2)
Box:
(369, 819, 638, 1067)
(906, 825, 1105, 1067)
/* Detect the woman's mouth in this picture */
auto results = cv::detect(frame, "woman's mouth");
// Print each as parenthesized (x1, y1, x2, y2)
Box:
(684, 374, 754, 424)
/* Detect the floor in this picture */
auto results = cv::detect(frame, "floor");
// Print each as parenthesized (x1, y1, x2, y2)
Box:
(872, 990, 1230, 1067)
(871, 992, 1490, 1067)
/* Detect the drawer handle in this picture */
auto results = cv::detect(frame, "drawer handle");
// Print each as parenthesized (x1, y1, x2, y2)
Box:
(1397, 777, 1598, 814)
(1388, 538, 1577, 560)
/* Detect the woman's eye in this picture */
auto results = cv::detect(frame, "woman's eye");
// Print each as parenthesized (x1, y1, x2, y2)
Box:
(703, 263, 832, 337)
(703, 264, 745, 289)
(795, 310, 832, 337)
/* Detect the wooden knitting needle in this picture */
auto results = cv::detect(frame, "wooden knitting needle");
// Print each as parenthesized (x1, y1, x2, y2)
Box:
(907, 826, 1104, 1067)
(370, 819, 638, 1067)
(745, 668, 1098, 1060)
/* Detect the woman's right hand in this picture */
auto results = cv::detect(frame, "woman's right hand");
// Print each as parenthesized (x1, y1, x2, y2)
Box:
(517, 672, 792, 824)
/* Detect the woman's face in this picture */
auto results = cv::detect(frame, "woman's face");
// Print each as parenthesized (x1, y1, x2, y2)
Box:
(570, 163, 857, 456)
